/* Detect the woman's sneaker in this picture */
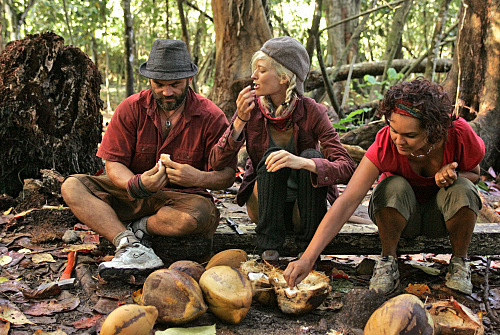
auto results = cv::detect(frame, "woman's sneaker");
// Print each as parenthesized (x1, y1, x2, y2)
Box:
(98, 242, 164, 280)
(445, 256, 472, 295)
(369, 255, 400, 294)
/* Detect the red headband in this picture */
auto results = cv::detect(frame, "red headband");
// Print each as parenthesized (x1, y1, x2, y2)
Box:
(393, 101, 422, 119)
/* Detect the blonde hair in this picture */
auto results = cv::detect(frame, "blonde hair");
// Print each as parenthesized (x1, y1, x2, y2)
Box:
(251, 51, 297, 116)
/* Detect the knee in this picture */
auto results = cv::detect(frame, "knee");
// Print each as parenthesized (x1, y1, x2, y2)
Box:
(299, 148, 323, 159)
(61, 177, 83, 203)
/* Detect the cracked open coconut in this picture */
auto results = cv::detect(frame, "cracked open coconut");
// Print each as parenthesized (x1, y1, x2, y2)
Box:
(268, 267, 331, 315)
(240, 259, 277, 305)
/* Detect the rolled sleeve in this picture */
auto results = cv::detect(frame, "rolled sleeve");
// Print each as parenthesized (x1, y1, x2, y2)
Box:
(209, 124, 244, 171)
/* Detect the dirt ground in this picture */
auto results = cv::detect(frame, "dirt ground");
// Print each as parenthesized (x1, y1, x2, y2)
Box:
(0, 175, 499, 334)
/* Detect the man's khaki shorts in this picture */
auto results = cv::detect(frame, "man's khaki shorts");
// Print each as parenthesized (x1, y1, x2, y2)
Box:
(69, 174, 220, 238)
(368, 175, 482, 237)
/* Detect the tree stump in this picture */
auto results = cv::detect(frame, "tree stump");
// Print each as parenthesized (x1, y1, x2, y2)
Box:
(0, 32, 103, 197)
(340, 120, 385, 150)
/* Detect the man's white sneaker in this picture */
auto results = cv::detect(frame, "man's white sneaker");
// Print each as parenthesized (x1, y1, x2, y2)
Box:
(98, 243, 164, 280)
(445, 256, 472, 295)
(369, 255, 400, 294)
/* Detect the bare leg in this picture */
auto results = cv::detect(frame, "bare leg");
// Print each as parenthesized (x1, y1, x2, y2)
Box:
(61, 177, 126, 243)
(374, 207, 407, 257)
(446, 207, 476, 257)
(146, 207, 197, 236)
(246, 181, 259, 223)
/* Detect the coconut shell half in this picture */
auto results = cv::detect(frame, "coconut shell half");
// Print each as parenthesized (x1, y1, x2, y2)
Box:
(140, 269, 207, 324)
(240, 259, 277, 305)
(268, 267, 331, 315)
(427, 299, 484, 335)
(364, 294, 434, 335)
(100, 304, 158, 335)
(205, 249, 248, 269)
(199, 265, 253, 324)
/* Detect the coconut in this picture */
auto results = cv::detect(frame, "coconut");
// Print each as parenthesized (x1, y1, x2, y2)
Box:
(100, 304, 158, 335)
(240, 259, 277, 305)
(268, 267, 331, 315)
(427, 299, 484, 335)
(364, 294, 434, 334)
(199, 265, 253, 324)
(140, 269, 207, 324)
(168, 260, 205, 282)
(205, 249, 248, 269)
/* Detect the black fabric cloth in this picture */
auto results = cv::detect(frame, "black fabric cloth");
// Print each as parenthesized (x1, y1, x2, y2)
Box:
(254, 147, 327, 251)
(255, 147, 291, 250)
(295, 149, 328, 250)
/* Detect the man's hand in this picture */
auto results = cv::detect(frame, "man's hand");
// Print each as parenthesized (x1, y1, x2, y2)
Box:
(140, 161, 169, 192)
(163, 158, 201, 188)
(283, 258, 315, 288)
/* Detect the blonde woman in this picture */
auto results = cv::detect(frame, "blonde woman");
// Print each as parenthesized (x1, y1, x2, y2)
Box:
(209, 36, 356, 260)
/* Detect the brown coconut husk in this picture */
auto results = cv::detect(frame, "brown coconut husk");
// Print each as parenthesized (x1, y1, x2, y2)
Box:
(427, 298, 484, 335)
(240, 259, 277, 305)
(267, 266, 331, 315)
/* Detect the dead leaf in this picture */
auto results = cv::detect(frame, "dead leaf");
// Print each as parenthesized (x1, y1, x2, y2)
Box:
(0, 320, 10, 335)
(330, 268, 349, 279)
(72, 314, 103, 329)
(31, 253, 56, 264)
(0, 302, 35, 325)
(0, 256, 12, 267)
(23, 297, 80, 316)
(404, 283, 430, 297)
(60, 244, 97, 252)
(22, 282, 62, 299)
(132, 288, 142, 304)
(33, 329, 67, 335)
(0, 280, 30, 294)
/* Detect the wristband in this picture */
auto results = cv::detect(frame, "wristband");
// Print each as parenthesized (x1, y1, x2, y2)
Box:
(127, 174, 154, 199)
(237, 114, 250, 122)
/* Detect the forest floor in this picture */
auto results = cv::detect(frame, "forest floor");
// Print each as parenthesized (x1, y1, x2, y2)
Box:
(0, 174, 499, 334)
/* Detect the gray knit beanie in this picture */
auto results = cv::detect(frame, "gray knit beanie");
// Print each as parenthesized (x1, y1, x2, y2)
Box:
(260, 36, 310, 95)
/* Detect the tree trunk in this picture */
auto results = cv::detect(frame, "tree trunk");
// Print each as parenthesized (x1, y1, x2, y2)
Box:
(324, 0, 360, 67)
(209, 0, 272, 119)
(443, 0, 500, 174)
(122, 0, 135, 97)
(305, 58, 452, 91)
(379, 0, 412, 90)
(0, 32, 103, 197)
(305, 0, 323, 61)
(423, 0, 451, 81)
(62, 0, 74, 45)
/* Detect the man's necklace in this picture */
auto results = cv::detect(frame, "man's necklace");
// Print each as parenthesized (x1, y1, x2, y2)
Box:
(410, 144, 434, 158)
(165, 100, 185, 128)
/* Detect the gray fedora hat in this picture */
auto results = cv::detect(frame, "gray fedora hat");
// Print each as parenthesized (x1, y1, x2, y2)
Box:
(139, 39, 198, 81)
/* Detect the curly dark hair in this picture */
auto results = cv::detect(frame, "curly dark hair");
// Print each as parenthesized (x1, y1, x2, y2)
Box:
(378, 77, 457, 144)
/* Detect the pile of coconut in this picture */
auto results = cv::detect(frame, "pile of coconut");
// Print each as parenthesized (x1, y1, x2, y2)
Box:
(99, 248, 332, 334)
(99, 248, 485, 334)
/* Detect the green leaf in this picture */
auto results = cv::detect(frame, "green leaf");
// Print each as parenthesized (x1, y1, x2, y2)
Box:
(387, 67, 398, 80)
(346, 109, 365, 119)
(364, 75, 377, 84)
(332, 123, 348, 131)
(331, 279, 353, 293)
(476, 181, 490, 191)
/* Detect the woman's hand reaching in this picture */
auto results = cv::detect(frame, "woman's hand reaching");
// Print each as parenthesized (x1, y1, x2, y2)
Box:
(435, 162, 458, 188)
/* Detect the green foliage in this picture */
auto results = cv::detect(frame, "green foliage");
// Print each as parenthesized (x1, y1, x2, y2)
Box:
(3, 0, 462, 111)
(332, 108, 366, 131)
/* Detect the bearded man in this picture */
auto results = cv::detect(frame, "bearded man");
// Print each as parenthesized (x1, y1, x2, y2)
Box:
(61, 39, 235, 280)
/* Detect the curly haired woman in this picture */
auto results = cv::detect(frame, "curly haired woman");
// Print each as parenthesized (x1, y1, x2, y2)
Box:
(284, 78, 485, 295)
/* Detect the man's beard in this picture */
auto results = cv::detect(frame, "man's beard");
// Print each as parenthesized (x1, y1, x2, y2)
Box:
(152, 81, 189, 111)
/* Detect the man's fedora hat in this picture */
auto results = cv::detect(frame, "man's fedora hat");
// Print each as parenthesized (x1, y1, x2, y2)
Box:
(139, 39, 198, 81)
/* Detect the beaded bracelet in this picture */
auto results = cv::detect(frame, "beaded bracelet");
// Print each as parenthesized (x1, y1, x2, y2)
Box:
(127, 174, 154, 199)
